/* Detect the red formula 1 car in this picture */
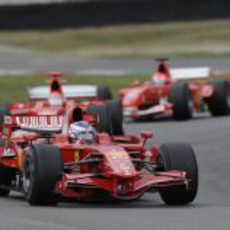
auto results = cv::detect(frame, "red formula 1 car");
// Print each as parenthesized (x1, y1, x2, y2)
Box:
(119, 59, 230, 120)
(0, 72, 123, 135)
(0, 107, 198, 206)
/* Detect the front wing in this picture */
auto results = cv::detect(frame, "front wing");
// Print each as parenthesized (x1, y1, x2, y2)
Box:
(123, 104, 173, 119)
(55, 170, 187, 200)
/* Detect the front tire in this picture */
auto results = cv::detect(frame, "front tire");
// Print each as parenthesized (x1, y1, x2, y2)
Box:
(169, 83, 193, 120)
(159, 143, 198, 205)
(23, 144, 63, 206)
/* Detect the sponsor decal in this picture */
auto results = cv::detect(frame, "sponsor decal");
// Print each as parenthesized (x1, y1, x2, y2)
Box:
(2, 148, 15, 157)
(4, 116, 12, 124)
(15, 116, 63, 129)
(119, 162, 132, 175)
(110, 150, 128, 159)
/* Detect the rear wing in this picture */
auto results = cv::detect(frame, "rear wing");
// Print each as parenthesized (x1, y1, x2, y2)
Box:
(28, 85, 98, 101)
(170, 67, 211, 80)
(3, 115, 63, 134)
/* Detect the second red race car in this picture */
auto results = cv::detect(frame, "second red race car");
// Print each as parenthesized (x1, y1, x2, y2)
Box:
(0, 106, 198, 206)
(119, 59, 230, 121)
(0, 72, 124, 136)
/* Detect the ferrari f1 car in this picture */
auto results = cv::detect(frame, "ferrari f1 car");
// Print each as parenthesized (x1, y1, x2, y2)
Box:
(119, 59, 230, 120)
(0, 106, 198, 206)
(0, 72, 123, 135)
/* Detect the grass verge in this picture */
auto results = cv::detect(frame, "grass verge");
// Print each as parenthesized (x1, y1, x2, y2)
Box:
(0, 73, 229, 106)
(0, 75, 148, 105)
(0, 19, 230, 58)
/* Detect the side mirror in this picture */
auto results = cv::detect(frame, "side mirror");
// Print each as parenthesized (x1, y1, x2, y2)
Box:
(140, 131, 153, 139)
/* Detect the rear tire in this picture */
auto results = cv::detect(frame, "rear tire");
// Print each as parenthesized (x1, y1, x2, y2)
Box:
(169, 83, 193, 120)
(23, 144, 63, 206)
(0, 166, 11, 197)
(108, 99, 124, 135)
(0, 189, 10, 197)
(87, 104, 112, 134)
(0, 138, 11, 197)
(159, 143, 198, 205)
(97, 86, 112, 100)
(206, 80, 230, 116)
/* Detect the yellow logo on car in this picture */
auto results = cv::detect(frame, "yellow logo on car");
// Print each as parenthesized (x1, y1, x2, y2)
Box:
(110, 150, 127, 159)
(74, 151, 80, 162)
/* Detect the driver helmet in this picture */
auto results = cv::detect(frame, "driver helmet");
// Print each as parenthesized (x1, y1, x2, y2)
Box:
(68, 121, 96, 144)
(152, 73, 167, 86)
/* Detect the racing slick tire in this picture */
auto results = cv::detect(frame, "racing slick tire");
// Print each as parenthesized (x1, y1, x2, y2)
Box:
(0, 106, 10, 125)
(108, 99, 124, 135)
(0, 187, 10, 197)
(97, 86, 112, 100)
(205, 80, 230, 116)
(0, 167, 11, 197)
(87, 104, 112, 135)
(169, 83, 193, 120)
(0, 167, 13, 197)
(0, 138, 11, 197)
(23, 144, 63, 206)
(158, 143, 198, 205)
(0, 165, 11, 196)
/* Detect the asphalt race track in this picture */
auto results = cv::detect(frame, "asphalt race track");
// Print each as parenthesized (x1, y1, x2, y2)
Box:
(0, 114, 230, 230)
(0, 46, 230, 75)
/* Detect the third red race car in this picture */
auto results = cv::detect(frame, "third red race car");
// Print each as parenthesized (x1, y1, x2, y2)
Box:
(119, 59, 230, 121)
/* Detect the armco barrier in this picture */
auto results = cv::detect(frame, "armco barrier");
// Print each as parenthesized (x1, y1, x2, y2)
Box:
(0, 0, 229, 29)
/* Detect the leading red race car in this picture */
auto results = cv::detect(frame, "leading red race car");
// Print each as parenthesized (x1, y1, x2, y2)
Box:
(119, 59, 230, 120)
(0, 106, 198, 206)
(0, 72, 123, 135)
